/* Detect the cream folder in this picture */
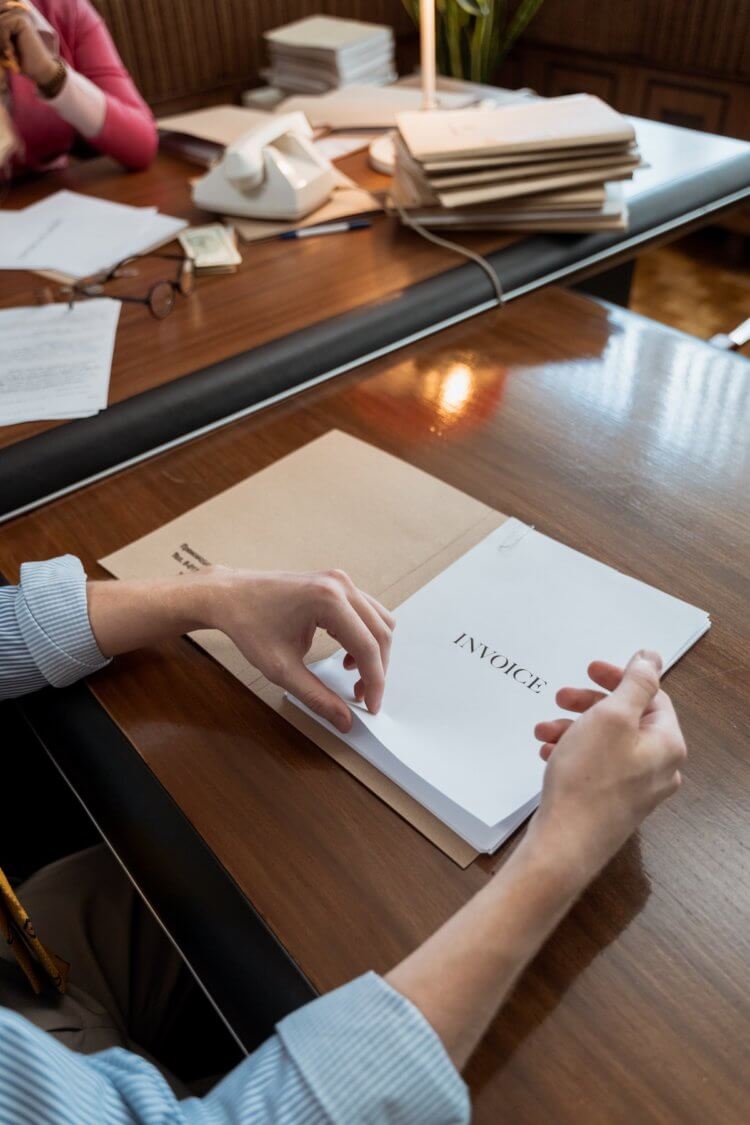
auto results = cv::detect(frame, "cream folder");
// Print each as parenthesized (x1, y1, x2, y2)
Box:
(101, 432, 508, 866)
(397, 93, 636, 163)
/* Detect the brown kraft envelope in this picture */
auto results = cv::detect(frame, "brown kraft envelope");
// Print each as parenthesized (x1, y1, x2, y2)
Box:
(100, 431, 508, 866)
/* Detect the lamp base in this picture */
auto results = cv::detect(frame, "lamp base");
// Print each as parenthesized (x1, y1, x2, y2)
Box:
(368, 133, 396, 176)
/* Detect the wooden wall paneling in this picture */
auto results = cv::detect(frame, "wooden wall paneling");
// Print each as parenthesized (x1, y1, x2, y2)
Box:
(644, 80, 729, 134)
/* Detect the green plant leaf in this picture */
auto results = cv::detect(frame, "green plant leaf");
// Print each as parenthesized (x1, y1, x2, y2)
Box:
(498, 0, 546, 57)
(443, 0, 466, 78)
(418, 0, 546, 81)
(400, 0, 420, 27)
(454, 0, 492, 17)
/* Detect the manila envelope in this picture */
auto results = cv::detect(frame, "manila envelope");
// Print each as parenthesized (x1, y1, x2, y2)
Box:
(157, 105, 271, 147)
(100, 431, 508, 866)
(232, 182, 383, 243)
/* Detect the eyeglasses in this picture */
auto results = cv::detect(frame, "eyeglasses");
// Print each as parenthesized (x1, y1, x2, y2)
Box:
(59, 252, 194, 319)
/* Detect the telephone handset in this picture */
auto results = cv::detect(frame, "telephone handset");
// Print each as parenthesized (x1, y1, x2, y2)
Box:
(192, 112, 336, 221)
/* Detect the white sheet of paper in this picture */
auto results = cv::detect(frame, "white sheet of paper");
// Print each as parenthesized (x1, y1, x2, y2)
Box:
(277, 84, 474, 128)
(314, 133, 373, 161)
(291, 520, 709, 849)
(0, 300, 121, 424)
(0, 191, 186, 280)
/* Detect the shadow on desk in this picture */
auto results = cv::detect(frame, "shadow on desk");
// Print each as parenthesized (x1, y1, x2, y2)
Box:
(466, 838, 650, 1100)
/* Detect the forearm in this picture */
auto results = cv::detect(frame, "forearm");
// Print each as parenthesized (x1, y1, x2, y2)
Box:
(70, 8, 158, 170)
(386, 830, 588, 1070)
(86, 572, 220, 658)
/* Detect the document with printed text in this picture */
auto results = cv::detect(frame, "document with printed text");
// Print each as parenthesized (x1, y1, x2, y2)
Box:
(291, 519, 710, 852)
(0, 300, 121, 425)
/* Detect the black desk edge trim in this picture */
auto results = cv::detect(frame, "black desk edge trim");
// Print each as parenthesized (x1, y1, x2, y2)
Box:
(6, 636, 316, 1051)
(1, 169, 748, 523)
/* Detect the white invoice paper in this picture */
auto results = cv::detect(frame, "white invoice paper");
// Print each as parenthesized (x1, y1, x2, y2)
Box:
(0, 300, 121, 425)
(290, 520, 710, 852)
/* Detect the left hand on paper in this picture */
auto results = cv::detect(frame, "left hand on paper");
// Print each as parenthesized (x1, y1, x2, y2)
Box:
(89, 567, 394, 733)
(207, 568, 394, 732)
(205, 568, 392, 730)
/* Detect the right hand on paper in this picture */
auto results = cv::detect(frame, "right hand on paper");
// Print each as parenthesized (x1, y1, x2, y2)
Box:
(529, 651, 686, 878)
(207, 567, 394, 733)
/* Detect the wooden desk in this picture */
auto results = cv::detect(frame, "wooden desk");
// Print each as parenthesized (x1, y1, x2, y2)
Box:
(1, 117, 749, 522)
(0, 151, 508, 451)
(2, 288, 748, 1122)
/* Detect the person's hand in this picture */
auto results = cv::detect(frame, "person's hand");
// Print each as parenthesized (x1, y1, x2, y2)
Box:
(0, 1, 58, 86)
(528, 651, 687, 881)
(205, 567, 394, 734)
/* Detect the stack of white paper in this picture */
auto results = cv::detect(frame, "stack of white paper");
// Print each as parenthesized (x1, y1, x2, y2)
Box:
(0, 300, 121, 424)
(0, 191, 186, 282)
(291, 520, 710, 853)
(263, 16, 395, 94)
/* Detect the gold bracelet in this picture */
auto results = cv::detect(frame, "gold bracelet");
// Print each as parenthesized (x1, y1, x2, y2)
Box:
(37, 56, 67, 100)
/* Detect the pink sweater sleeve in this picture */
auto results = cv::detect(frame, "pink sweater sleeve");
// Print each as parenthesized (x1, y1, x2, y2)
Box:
(67, 0, 157, 170)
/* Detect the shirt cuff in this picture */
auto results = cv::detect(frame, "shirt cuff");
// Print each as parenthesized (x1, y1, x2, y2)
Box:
(45, 67, 106, 139)
(15, 556, 110, 688)
(277, 972, 470, 1124)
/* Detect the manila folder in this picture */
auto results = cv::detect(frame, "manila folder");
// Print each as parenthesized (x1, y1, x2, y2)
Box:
(100, 431, 509, 865)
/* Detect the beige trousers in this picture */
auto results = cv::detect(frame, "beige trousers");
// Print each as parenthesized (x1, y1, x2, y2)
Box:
(0, 845, 188, 1094)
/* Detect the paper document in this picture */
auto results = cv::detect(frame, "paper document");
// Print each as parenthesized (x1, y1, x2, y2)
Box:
(158, 105, 271, 147)
(0, 191, 186, 281)
(277, 84, 474, 129)
(396, 94, 635, 162)
(0, 300, 121, 424)
(98, 431, 709, 864)
(233, 182, 381, 242)
(291, 519, 709, 852)
(314, 134, 373, 161)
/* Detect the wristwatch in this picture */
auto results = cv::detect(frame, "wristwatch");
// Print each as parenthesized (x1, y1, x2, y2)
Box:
(37, 56, 67, 100)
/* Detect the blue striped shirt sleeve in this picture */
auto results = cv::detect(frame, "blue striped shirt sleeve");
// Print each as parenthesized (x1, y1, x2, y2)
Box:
(0, 556, 109, 701)
(0, 973, 469, 1123)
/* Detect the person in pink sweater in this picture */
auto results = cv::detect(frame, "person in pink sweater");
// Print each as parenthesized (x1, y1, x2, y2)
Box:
(0, 0, 157, 175)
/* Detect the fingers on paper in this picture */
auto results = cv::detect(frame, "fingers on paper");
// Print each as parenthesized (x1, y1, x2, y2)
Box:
(316, 571, 391, 714)
(553, 661, 623, 714)
(556, 686, 608, 713)
(587, 660, 625, 692)
(284, 663, 352, 734)
(534, 717, 573, 746)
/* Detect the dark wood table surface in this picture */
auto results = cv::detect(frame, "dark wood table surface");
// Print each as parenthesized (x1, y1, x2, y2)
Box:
(0, 149, 512, 451)
(1, 287, 748, 1122)
(2, 115, 749, 464)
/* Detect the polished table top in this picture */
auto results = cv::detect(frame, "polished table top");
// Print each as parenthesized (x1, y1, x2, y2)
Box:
(0, 149, 508, 451)
(1, 116, 749, 522)
(2, 288, 748, 1122)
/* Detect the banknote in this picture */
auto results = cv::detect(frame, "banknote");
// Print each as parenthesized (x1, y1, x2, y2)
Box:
(178, 223, 242, 272)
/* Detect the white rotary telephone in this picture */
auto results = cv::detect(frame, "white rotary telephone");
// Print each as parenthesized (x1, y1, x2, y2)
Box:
(192, 112, 336, 221)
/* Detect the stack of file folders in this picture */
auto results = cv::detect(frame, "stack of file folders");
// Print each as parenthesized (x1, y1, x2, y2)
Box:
(393, 94, 640, 232)
(263, 16, 395, 95)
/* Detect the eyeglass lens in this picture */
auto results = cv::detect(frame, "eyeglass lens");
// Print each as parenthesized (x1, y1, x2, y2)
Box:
(148, 281, 176, 319)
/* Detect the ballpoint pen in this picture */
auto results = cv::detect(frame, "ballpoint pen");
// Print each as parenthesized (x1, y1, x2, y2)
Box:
(278, 219, 373, 240)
